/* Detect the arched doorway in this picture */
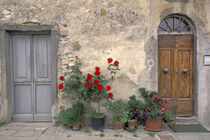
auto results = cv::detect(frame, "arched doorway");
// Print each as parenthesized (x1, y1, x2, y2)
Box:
(158, 14, 194, 116)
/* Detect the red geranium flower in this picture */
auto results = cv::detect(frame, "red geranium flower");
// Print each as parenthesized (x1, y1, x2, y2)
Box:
(58, 83, 64, 90)
(165, 100, 168, 104)
(59, 76, 64, 81)
(160, 106, 166, 111)
(108, 92, 113, 98)
(150, 108, 152, 111)
(93, 79, 99, 85)
(106, 86, 111, 91)
(107, 58, 113, 63)
(86, 81, 92, 87)
(154, 97, 158, 101)
(97, 84, 103, 90)
(159, 98, 163, 102)
(95, 67, 100, 71)
(95, 71, 100, 76)
(87, 74, 92, 80)
(114, 61, 119, 66)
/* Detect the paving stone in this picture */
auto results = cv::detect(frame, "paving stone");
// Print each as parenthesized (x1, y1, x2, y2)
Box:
(0, 137, 36, 140)
(43, 127, 57, 135)
(158, 135, 176, 140)
(14, 130, 37, 137)
(0, 130, 17, 136)
(173, 133, 210, 140)
(139, 135, 159, 140)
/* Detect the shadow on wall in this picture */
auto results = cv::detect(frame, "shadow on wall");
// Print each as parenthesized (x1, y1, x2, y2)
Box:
(137, 36, 158, 90)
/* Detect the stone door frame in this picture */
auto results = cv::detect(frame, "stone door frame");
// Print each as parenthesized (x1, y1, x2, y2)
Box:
(0, 25, 59, 122)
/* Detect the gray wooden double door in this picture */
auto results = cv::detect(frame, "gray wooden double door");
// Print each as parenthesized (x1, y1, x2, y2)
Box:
(11, 35, 52, 122)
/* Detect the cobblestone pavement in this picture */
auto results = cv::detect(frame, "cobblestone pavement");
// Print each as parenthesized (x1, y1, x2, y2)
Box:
(0, 122, 210, 140)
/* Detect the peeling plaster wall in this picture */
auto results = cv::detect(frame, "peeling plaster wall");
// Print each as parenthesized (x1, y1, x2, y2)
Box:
(0, 0, 210, 126)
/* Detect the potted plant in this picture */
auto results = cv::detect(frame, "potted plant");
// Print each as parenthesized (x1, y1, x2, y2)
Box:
(55, 108, 73, 129)
(71, 103, 84, 130)
(73, 58, 120, 131)
(105, 99, 128, 130)
(54, 103, 84, 130)
(126, 95, 145, 130)
(138, 88, 175, 131)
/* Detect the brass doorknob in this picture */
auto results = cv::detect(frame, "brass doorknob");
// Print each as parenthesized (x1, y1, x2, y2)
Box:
(162, 68, 169, 73)
(182, 68, 188, 74)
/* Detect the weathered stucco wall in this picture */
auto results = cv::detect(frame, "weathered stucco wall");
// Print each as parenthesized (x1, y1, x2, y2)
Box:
(0, 0, 210, 126)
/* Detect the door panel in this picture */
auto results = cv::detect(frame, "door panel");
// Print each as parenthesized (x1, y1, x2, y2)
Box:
(12, 35, 31, 82)
(34, 85, 52, 121)
(34, 35, 51, 82)
(158, 35, 194, 116)
(13, 85, 32, 114)
(35, 85, 52, 114)
(11, 34, 52, 122)
(158, 49, 173, 98)
(177, 50, 191, 98)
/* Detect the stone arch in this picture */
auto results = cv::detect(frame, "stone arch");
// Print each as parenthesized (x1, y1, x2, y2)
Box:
(158, 7, 206, 35)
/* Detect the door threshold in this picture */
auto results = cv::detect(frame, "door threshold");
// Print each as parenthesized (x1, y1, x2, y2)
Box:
(175, 116, 199, 124)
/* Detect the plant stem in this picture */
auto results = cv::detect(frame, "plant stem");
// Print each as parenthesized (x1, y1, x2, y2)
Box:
(98, 97, 100, 113)
(110, 76, 114, 86)
(88, 101, 93, 113)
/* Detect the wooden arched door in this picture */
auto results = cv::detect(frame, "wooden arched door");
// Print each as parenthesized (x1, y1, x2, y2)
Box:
(158, 15, 194, 116)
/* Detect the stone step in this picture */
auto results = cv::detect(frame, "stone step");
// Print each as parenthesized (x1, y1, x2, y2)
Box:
(175, 116, 199, 124)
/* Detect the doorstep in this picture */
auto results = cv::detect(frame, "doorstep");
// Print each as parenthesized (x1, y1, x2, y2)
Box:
(175, 116, 199, 124)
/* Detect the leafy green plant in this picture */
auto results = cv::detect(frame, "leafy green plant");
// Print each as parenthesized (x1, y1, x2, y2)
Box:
(55, 108, 73, 127)
(126, 95, 145, 120)
(55, 103, 84, 127)
(58, 56, 82, 93)
(133, 132, 138, 137)
(147, 132, 155, 137)
(105, 99, 128, 122)
(120, 110, 131, 122)
(99, 133, 105, 137)
(0, 122, 5, 127)
(71, 103, 84, 125)
(91, 112, 105, 118)
(84, 129, 91, 134)
(113, 134, 122, 137)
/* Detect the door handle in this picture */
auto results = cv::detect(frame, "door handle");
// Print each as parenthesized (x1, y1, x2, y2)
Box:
(182, 68, 188, 74)
(162, 68, 169, 73)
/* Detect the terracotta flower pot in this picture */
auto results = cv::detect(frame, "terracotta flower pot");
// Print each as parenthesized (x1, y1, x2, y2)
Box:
(145, 118, 162, 132)
(65, 125, 72, 129)
(128, 120, 137, 129)
(112, 120, 124, 130)
(80, 120, 85, 127)
(73, 122, 81, 131)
